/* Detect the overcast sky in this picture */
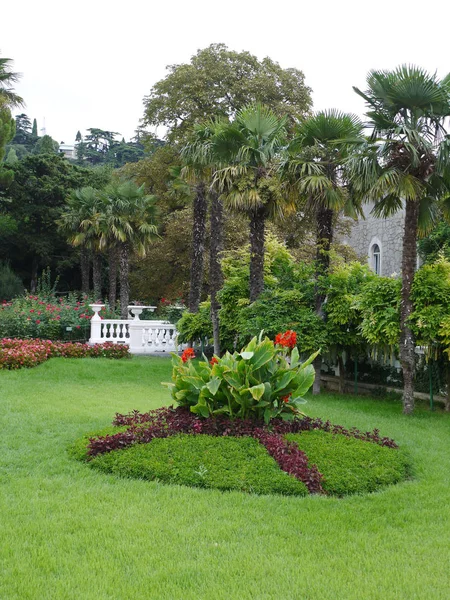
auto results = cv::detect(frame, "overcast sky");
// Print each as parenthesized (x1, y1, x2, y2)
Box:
(3, 0, 450, 144)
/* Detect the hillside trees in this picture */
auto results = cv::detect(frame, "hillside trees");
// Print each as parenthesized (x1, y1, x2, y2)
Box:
(0, 154, 110, 290)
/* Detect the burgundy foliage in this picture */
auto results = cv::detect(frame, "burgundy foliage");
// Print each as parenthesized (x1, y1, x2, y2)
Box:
(88, 407, 398, 494)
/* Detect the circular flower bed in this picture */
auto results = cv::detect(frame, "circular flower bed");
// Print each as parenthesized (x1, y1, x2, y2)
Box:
(71, 406, 411, 497)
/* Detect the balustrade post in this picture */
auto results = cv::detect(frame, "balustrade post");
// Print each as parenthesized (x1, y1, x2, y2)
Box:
(89, 304, 105, 344)
(128, 321, 144, 352)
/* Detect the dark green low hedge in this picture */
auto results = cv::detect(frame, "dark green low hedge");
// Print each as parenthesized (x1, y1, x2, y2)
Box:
(285, 430, 412, 496)
(80, 434, 309, 496)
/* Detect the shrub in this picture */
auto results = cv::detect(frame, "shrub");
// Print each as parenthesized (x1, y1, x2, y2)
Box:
(164, 333, 318, 423)
(0, 292, 118, 341)
(286, 430, 411, 496)
(0, 339, 130, 370)
(87, 434, 309, 496)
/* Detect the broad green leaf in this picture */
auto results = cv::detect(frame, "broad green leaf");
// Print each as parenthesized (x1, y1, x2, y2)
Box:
(206, 376, 221, 396)
(273, 370, 297, 393)
(190, 403, 210, 418)
(293, 364, 315, 396)
(182, 375, 205, 390)
(298, 349, 320, 370)
(291, 396, 307, 406)
(161, 382, 175, 390)
(223, 372, 243, 389)
(290, 347, 300, 368)
(247, 383, 265, 400)
(251, 339, 275, 370)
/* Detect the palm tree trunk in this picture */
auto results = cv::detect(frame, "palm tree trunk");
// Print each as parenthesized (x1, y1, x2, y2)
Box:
(119, 243, 130, 319)
(108, 245, 118, 311)
(209, 192, 224, 355)
(400, 199, 419, 415)
(188, 181, 207, 313)
(249, 207, 265, 302)
(80, 246, 90, 295)
(313, 206, 333, 395)
(92, 253, 102, 301)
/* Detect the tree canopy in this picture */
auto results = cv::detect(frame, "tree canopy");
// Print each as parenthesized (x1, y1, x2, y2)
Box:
(142, 43, 312, 142)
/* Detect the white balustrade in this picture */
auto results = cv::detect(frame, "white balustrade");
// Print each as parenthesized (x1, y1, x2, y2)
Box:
(89, 303, 182, 354)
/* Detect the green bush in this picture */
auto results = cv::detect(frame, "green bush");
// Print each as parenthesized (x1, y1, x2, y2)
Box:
(0, 262, 23, 301)
(83, 434, 308, 496)
(165, 334, 317, 422)
(286, 430, 411, 496)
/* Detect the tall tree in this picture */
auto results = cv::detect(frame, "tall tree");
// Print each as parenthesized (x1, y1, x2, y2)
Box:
(349, 66, 450, 414)
(283, 110, 365, 392)
(213, 104, 289, 302)
(0, 102, 16, 187)
(31, 118, 38, 138)
(57, 187, 104, 297)
(143, 43, 312, 143)
(0, 56, 23, 108)
(103, 180, 159, 317)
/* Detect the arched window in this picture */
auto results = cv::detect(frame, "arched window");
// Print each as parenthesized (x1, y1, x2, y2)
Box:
(371, 243, 381, 275)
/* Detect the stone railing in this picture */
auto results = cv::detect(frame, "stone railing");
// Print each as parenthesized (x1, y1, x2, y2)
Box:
(88, 304, 183, 354)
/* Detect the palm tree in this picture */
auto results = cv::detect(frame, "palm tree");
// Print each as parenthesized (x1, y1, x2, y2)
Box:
(282, 110, 365, 392)
(103, 180, 159, 318)
(348, 66, 450, 414)
(181, 120, 225, 353)
(58, 187, 104, 298)
(0, 56, 24, 108)
(213, 104, 288, 302)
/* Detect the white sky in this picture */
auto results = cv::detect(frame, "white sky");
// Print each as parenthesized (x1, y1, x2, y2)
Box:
(3, 0, 450, 144)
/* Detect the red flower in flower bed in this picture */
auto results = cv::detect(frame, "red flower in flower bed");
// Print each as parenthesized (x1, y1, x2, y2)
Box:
(181, 348, 195, 363)
(210, 356, 219, 366)
(274, 330, 297, 349)
(0, 339, 130, 370)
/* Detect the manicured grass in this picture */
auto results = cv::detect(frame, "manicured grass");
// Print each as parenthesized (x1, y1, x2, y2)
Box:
(1, 357, 450, 599)
(83, 434, 308, 496)
(286, 430, 411, 496)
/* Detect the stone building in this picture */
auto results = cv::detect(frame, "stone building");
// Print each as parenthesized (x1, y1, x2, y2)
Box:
(343, 202, 405, 276)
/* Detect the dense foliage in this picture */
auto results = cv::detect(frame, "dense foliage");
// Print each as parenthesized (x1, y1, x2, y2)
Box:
(0, 292, 117, 341)
(166, 334, 317, 423)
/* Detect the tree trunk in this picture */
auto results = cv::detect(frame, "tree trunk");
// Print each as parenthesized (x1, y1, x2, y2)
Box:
(119, 243, 130, 319)
(30, 257, 39, 293)
(92, 253, 102, 301)
(188, 181, 207, 313)
(209, 192, 224, 355)
(108, 245, 118, 310)
(400, 199, 419, 415)
(313, 206, 333, 394)
(80, 246, 90, 295)
(338, 354, 346, 394)
(446, 361, 450, 412)
(249, 207, 266, 302)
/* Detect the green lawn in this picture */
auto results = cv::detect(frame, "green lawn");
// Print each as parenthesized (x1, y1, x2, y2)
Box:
(1, 357, 449, 600)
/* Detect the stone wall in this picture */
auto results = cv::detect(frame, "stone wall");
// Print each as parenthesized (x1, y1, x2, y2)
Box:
(342, 202, 404, 277)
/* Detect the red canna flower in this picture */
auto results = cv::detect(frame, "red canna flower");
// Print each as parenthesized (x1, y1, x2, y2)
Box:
(274, 330, 297, 349)
(210, 356, 219, 366)
(181, 348, 195, 363)
(281, 394, 292, 403)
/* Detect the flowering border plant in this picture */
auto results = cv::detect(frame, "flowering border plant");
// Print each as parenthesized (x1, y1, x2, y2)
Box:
(164, 332, 319, 423)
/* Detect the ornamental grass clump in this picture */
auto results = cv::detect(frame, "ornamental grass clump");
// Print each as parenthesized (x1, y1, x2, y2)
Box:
(164, 332, 318, 423)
